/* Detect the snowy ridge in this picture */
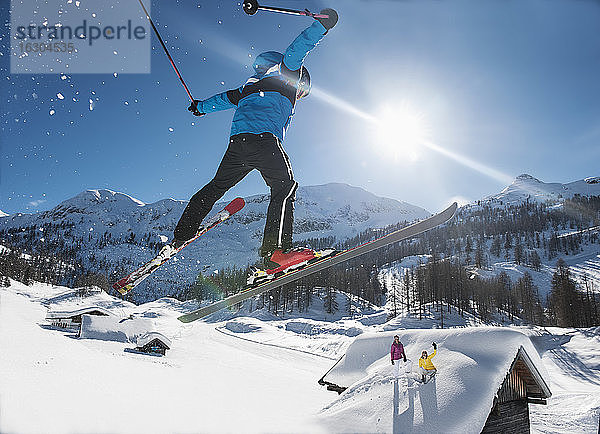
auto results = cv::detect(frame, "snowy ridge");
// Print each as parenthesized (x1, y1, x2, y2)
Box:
(0, 183, 430, 301)
(451, 173, 600, 298)
(482, 173, 600, 206)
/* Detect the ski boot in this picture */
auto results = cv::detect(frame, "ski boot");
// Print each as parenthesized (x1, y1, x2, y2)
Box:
(155, 239, 181, 263)
(246, 247, 338, 287)
(153, 235, 194, 267)
(266, 247, 317, 273)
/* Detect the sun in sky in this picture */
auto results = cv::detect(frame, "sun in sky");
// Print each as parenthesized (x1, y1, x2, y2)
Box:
(373, 101, 429, 163)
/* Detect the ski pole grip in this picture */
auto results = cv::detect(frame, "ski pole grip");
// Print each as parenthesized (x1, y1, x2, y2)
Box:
(242, 0, 329, 18)
(243, 0, 259, 15)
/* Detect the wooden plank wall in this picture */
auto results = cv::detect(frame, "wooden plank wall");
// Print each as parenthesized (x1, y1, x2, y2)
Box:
(482, 400, 530, 433)
(497, 363, 528, 403)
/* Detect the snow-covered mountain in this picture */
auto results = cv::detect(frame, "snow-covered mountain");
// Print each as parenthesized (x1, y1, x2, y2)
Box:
(377, 174, 600, 314)
(0, 183, 429, 300)
(0, 210, 8, 217)
(482, 173, 600, 206)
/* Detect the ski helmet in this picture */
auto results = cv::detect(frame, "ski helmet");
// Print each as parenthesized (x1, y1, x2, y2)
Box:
(297, 66, 311, 99)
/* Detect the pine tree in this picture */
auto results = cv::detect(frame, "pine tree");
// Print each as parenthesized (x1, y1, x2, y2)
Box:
(465, 236, 473, 265)
(324, 287, 338, 315)
(504, 233, 513, 261)
(490, 237, 501, 258)
(514, 239, 524, 265)
(549, 259, 579, 327)
(529, 250, 542, 271)
(475, 238, 485, 268)
(403, 270, 411, 313)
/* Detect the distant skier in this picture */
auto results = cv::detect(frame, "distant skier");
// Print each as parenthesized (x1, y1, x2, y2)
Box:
(165, 9, 338, 273)
(419, 342, 437, 383)
(390, 335, 407, 379)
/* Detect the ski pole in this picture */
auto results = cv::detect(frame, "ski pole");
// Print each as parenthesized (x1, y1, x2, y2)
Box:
(242, 0, 329, 19)
(137, 0, 197, 106)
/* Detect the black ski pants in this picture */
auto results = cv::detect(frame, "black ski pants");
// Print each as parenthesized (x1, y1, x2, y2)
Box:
(174, 133, 297, 257)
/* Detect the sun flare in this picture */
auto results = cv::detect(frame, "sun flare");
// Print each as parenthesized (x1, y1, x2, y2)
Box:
(374, 104, 428, 162)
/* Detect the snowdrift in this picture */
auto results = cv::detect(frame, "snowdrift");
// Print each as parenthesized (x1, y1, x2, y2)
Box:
(319, 327, 549, 433)
(79, 315, 154, 343)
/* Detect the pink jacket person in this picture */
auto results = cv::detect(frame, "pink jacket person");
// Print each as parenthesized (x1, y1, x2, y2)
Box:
(390, 341, 405, 361)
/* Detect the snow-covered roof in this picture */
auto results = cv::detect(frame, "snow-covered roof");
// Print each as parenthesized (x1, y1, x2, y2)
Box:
(46, 306, 113, 319)
(319, 327, 551, 433)
(136, 332, 171, 349)
(79, 315, 153, 343)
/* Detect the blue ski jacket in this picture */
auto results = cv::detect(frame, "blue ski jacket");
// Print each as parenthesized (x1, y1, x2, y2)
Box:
(196, 21, 328, 142)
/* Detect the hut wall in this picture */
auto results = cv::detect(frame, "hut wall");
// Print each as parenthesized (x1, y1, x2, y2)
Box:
(481, 400, 529, 434)
(497, 365, 528, 403)
(139, 339, 168, 355)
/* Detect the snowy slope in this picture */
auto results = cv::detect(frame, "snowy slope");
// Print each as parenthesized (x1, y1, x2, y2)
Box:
(1, 280, 599, 433)
(0, 281, 333, 434)
(483, 173, 600, 206)
(528, 327, 600, 433)
(0, 183, 429, 301)
(454, 173, 600, 298)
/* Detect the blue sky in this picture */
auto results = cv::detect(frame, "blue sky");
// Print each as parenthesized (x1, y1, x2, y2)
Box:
(1, 0, 599, 215)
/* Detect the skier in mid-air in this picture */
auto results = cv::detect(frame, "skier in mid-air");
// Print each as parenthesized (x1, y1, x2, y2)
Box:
(419, 342, 437, 383)
(164, 9, 338, 273)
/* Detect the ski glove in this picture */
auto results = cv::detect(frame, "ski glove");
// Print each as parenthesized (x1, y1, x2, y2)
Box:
(432, 342, 437, 350)
(315, 8, 338, 30)
(188, 100, 206, 117)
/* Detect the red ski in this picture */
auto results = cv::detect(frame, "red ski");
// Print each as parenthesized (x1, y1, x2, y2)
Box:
(112, 197, 245, 295)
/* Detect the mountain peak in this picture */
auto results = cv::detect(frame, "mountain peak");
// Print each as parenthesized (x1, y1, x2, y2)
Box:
(62, 189, 146, 208)
(585, 176, 600, 185)
(481, 174, 600, 207)
(515, 174, 541, 183)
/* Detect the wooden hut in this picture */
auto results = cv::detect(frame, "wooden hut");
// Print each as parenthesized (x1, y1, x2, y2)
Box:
(482, 346, 552, 433)
(45, 306, 112, 329)
(319, 328, 552, 433)
(135, 332, 171, 356)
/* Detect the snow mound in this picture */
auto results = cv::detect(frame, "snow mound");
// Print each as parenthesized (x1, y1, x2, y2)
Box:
(319, 327, 548, 433)
(225, 318, 265, 333)
(285, 320, 363, 337)
(79, 315, 154, 343)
